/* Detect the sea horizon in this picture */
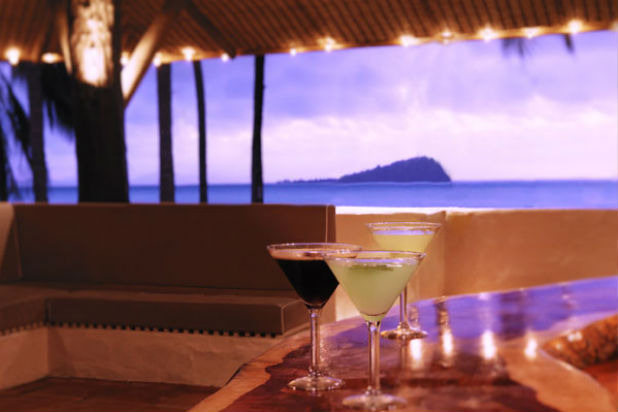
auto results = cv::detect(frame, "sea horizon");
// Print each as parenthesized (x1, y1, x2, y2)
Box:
(9, 180, 618, 209)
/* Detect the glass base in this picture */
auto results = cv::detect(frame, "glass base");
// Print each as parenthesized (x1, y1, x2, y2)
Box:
(381, 323, 427, 340)
(287, 375, 344, 392)
(343, 391, 406, 411)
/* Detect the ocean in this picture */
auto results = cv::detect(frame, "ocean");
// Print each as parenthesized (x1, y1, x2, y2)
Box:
(11, 180, 618, 208)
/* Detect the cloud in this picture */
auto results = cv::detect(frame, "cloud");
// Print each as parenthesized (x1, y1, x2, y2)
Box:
(18, 30, 617, 186)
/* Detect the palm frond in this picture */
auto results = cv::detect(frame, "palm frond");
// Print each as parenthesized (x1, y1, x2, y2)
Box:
(0, 75, 23, 200)
(13, 62, 74, 138)
(40, 63, 74, 137)
(1, 70, 32, 166)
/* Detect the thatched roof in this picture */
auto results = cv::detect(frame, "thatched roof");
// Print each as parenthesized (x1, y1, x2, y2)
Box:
(1, 0, 616, 64)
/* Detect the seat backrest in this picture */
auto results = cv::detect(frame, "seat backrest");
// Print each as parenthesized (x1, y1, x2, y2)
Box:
(13, 204, 336, 290)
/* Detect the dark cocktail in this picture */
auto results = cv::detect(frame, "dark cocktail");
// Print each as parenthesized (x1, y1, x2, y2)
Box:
(267, 242, 361, 391)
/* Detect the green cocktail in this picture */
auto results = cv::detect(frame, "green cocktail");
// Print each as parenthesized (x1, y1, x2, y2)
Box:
(367, 222, 441, 340)
(325, 251, 424, 411)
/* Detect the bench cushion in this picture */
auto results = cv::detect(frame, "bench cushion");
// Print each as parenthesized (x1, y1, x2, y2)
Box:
(14, 204, 336, 290)
(0, 283, 308, 335)
(0, 285, 63, 331)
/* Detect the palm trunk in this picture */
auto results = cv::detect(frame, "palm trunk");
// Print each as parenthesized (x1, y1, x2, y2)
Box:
(0, 140, 8, 201)
(25, 63, 48, 202)
(68, 0, 128, 202)
(193, 60, 207, 203)
(157, 63, 174, 202)
(251, 55, 265, 203)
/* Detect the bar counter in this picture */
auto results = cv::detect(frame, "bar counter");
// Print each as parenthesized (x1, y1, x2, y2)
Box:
(190, 276, 617, 412)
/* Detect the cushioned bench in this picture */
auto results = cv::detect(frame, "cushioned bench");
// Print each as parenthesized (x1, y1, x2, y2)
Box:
(0, 203, 336, 388)
(0, 203, 335, 335)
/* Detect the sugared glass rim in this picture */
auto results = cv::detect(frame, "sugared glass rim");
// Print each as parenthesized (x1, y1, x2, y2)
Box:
(323, 250, 425, 265)
(266, 242, 362, 260)
(366, 221, 441, 232)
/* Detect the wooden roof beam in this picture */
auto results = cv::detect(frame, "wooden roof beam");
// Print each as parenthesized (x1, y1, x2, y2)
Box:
(122, 0, 188, 106)
(185, 0, 237, 59)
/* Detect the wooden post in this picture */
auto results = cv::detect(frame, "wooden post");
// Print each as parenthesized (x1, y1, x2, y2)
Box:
(67, 0, 128, 202)
(251, 55, 265, 204)
(121, 0, 188, 105)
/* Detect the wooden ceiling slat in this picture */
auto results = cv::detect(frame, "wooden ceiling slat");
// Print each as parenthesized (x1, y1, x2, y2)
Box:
(339, 0, 371, 43)
(330, 0, 366, 43)
(232, 2, 276, 52)
(279, 0, 319, 46)
(204, 0, 252, 53)
(498, 0, 522, 28)
(379, 1, 405, 35)
(204, 1, 251, 51)
(529, 0, 551, 26)
(450, 0, 475, 34)
(461, 0, 485, 32)
(266, 0, 307, 47)
(319, 1, 356, 44)
(245, 1, 288, 50)
(439, 0, 468, 33)
(514, 0, 531, 27)
(362, 1, 396, 41)
(418, 0, 441, 33)
(294, 0, 326, 42)
(483, 0, 508, 29)
(311, 0, 347, 42)
(0, 0, 615, 63)
(579, 0, 593, 21)
(400, 0, 432, 37)
(608, 0, 616, 19)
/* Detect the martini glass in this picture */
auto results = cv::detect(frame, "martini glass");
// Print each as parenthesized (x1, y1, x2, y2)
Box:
(366, 222, 441, 340)
(325, 250, 424, 410)
(267, 242, 361, 391)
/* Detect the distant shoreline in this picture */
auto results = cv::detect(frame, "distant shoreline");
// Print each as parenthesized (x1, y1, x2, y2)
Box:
(27, 178, 617, 190)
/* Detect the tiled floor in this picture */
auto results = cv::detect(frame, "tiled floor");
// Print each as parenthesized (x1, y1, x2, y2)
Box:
(0, 378, 217, 412)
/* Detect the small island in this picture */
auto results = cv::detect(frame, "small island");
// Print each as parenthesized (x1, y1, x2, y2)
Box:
(279, 156, 451, 183)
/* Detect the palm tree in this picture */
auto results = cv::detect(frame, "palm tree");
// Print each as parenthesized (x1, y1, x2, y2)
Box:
(251, 55, 265, 203)
(193, 60, 207, 203)
(0, 70, 30, 200)
(502, 35, 574, 57)
(157, 63, 174, 202)
(12, 62, 74, 202)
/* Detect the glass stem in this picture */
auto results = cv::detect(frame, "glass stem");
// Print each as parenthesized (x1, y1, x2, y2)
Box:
(308, 307, 321, 377)
(399, 288, 409, 326)
(367, 320, 381, 394)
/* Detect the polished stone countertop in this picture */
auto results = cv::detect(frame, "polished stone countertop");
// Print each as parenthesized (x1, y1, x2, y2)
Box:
(190, 276, 617, 412)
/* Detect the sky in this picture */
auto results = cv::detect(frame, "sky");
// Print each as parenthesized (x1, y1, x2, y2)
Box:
(10, 30, 618, 185)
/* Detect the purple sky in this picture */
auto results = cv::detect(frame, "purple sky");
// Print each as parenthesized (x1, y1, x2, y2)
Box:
(13, 30, 618, 185)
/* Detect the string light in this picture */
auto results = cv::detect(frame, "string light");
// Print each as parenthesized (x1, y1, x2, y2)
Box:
(399, 34, 419, 47)
(6, 48, 20, 66)
(524, 335, 538, 360)
(567, 331, 582, 342)
(41, 53, 61, 63)
(440, 30, 454, 44)
(120, 51, 129, 66)
(182, 47, 195, 61)
(290, 48, 297, 56)
(324, 37, 336, 52)
(567, 19, 582, 34)
(523, 27, 541, 38)
(442, 329, 454, 356)
(481, 330, 497, 360)
(221, 53, 230, 62)
(410, 339, 422, 362)
(153, 53, 162, 67)
(479, 27, 497, 42)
